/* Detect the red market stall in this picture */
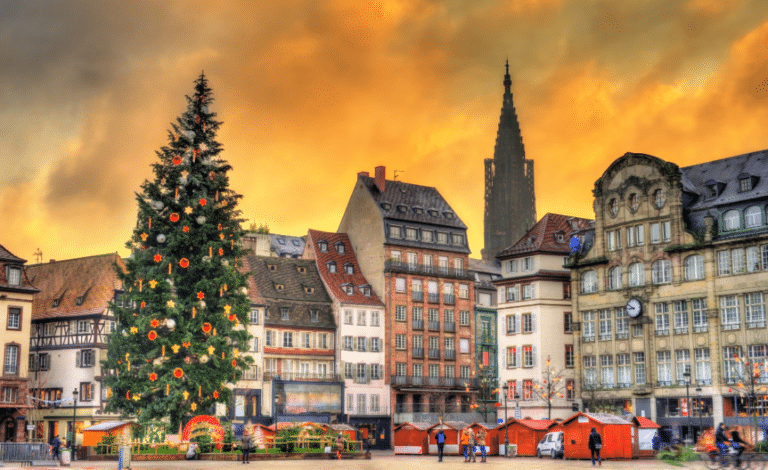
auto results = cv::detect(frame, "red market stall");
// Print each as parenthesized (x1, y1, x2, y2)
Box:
(394, 422, 432, 454)
(492, 419, 556, 456)
(82, 421, 137, 447)
(632, 416, 660, 458)
(427, 421, 468, 455)
(324, 423, 357, 441)
(561, 413, 637, 460)
(246, 423, 273, 449)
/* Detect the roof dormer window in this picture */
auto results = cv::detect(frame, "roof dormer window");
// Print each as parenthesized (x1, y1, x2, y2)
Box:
(708, 185, 717, 198)
(739, 173, 756, 192)
(277, 238, 285, 245)
(52, 299, 60, 308)
(327, 261, 337, 273)
(6, 266, 21, 286)
(443, 211, 454, 220)
(361, 286, 371, 297)
(304, 286, 314, 294)
(292, 239, 300, 246)
(335, 242, 345, 254)
(76, 296, 84, 306)
(428, 209, 439, 217)
(345, 286, 354, 295)
(705, 180, 724, 199)
(413, 207, 424, 215)
(380, 202, 392, 211)
(297, 266, 307, 274)
(275, 284, 284, 291)
(317, 241, 328, 253)
(310, 310, 319, 322)
(344, 263, 354, 275)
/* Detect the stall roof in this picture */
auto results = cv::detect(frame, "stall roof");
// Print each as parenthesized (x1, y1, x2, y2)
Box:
(326, 424, 357, 432)
(83, 421, 136, 432)
(394, 422, 432, 431)
(519, 419, 556, 430)
(562, 412, 631, 425)
(633, 416, 661, 428)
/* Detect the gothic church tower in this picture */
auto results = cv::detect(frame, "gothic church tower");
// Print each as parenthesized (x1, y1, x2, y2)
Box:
(482, 61, 536, 261)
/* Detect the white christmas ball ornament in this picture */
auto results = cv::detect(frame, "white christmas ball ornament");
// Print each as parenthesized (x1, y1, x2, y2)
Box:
(199, 300, 206, 309)
(240, 287, 248, 295)
(196, 216, 206, 225)
(202, 256, 211, 263)
(165, 318, 176, 330)
(157, 234, 167, 243)
(185, 130, 195, 140)
(199, 354, 209, 364)
(221, 259, 230, 267)
(153, 200, 164, 210)
(179, 176, 188, 185)
(202, 106, 209, 113)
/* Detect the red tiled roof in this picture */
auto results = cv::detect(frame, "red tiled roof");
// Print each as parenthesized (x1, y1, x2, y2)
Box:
(306, 230, 384, 307)
(239, 257, 266, 305)
(26, 253, 126, 320)
(496, 213, 593, 258)
(519, 419, 555, 430)
(634, 416, 661, 428)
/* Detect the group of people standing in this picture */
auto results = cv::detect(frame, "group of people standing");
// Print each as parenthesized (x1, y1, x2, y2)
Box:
(434, 428, 487, 463)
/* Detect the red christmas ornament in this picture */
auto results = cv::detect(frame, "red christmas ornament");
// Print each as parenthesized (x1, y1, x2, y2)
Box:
(202, 322, 212, 333)
(199, 198, 207, 206)
(140, 301, 146, 308)
(232, 360, 237, 367)
(126, 391, 131, 400)
(179, 258, 190, 268)
(148, 330, 157, 341)
(150, 319, 159, 328)
(154, 254, 162, 263)
(149, 372, 157, 382)
(197, 291, 205, 300)
(218, 247, 224, 256)
(173, 368, 184, 379)
(195, 115, 201, 124)
(170, 213, 180, 223)
(172, 156, 182, 165)
(218, 223, 222, 231)
(209, 171, 215, 181)
(183, 225, 190, 233)
(213, 390, 219, 399)
(228, 314, 236, 322)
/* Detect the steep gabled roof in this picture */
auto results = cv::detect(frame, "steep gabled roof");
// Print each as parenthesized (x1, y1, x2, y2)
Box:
(359, 175, 468, 230)
(681, 149, 768, 210)
(496, 213, 593, 259)
(0, 244, 26, 263)
(26, 253, 125, 320)
(306, 230, 383, 307)
(0, 244, 39, 294)
(633, 416, 661, 428)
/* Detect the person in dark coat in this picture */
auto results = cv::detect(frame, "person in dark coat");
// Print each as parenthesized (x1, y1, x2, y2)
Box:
(730, 426, 751, 467)
(435, 430, 446, 462)
(240, 428, 251, 464)
(588, 427, 602, 466)
(51, 435, 61, 460)
(715, 423, 731, 466)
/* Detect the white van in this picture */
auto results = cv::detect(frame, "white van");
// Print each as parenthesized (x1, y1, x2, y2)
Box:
(536, 431, 564, 459)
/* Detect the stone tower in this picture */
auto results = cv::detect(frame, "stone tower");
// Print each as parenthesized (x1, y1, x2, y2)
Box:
(482, 60, 536, 262)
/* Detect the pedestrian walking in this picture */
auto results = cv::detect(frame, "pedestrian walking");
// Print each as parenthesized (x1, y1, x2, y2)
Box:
(477, 429, 487, 463)
(51, 435, 61, 461)
(460, 429, 470, 462)
(588, 427, 602, 466)
(240, 428, 251, 464)
(468, 430, 477, 462)
(435, 430, 446, 462)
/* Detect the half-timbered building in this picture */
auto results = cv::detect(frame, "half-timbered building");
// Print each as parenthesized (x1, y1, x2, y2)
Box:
(25, 253, 126, 445)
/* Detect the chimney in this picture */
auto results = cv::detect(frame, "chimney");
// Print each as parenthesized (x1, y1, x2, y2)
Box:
(49, 259, 56, 263)
(374, 166, 386, 193)
(357, 171, 369, 177)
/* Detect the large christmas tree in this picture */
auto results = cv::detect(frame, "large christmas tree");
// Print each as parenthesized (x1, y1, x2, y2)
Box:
(103, 74, 252, 428)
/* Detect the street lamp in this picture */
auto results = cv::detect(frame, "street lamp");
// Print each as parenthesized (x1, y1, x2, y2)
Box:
(695, 386, 703, 441)
(71, 388, 78, 460)
(502, 383, 510, 458)
(683, 371, 691, 444)
(273, 393, 280, 450)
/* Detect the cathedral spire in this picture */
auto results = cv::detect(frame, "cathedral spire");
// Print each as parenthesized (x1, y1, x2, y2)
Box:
(504, 58, 511, 94)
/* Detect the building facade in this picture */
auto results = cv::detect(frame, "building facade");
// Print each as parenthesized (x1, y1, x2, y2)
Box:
(469, 258, 500, 421)
(303, 230, 390, 448)
(483, 60, 536, 262)
(496, 214, 592, 421)
(0, 245, 38, 442)
(245, 255, 340, 424)
(570, 151, 768, 440)
(338, 166, 478, 428)
(25, 254, 125, 445)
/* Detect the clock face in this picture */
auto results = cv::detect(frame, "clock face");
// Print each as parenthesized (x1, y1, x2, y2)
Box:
(626, 299, 642, 318)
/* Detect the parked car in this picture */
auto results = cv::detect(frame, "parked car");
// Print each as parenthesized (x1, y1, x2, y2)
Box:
(537, 431, 564, 459)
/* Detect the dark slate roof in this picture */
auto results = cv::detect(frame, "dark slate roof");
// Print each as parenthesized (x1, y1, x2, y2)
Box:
(306, 230, 384, 307)
(26, 253, 125, 320)
(270, 234, 306, 258)
(469, 258, 501, 289)
(359, 175, 468, 229)
(245, 255, 335, 330)
(681, 149, 768, 210)
(496, 213, 593, 258)
(0, 244, 39, 294)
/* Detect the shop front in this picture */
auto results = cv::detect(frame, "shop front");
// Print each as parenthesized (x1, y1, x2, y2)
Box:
(348, 416, 390, 449)
(655, 396, 714, 443)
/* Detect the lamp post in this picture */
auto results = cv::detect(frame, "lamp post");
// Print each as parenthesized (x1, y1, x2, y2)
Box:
(273, 393, 280, 450)
(502, 384, 510, 458)
(695, 386, 703, 442)
(71, 388, 78, 460)
(683, 371, 691, 444)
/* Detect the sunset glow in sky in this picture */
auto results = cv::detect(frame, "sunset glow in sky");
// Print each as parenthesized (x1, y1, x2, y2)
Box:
(3, 0, 768, 262)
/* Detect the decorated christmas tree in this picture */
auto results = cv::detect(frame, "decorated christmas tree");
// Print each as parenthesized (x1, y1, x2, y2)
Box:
(103, 74, 252, 428)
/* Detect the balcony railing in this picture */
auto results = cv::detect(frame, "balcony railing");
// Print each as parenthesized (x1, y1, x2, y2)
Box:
(747, 320, 766, 328)
(428, 349, 440, 359)
(615, 332, 628, 340)
(444, 322, 456, 332)
(722, 323, 740, 331)
(583, 335, 595, 343)
(385, 261, 473, 280)
(395, 402, 470, 414)
(444, 294, 455, 304)
(444, 349, 456, 360)
(412, 320, 424, 330)
(696, 379, 712, 385)
(428, 293, 440, 303)
(598, 334, 612, 341)
(412, 347, 424, 358)
(428, 320, 441, 331)
(617, 382, 633, 388)
(412, 291, 424, 302)
(391, 375, 478, 388)
(674, 327, 688, 335)
(655, 328, 670, 336)
(657, 380, 673, 387)
(263, 372, 342, 382)
(693, 324, 709, 333)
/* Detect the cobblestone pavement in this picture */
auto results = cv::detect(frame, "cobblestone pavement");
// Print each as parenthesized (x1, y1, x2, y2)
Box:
(12, 451, 719, 470)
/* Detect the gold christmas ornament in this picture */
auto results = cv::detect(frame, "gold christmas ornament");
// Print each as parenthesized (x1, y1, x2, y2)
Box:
(171, 344, 180, 354)
(149, 279, 158, 289)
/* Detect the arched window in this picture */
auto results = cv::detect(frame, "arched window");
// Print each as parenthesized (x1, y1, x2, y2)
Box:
(684, 255, 704, 281)
(608, 267, 622, 290)
(629, 193, 640, 212)
(723, 210, 740, 231)
(653, 189, 666, 208)
(609, 199, 618, 217)
(581, 270, 598, 294)
(629, 263, 645, 287)
(652, 259, 672, 284)
(745, 206, 762, 228)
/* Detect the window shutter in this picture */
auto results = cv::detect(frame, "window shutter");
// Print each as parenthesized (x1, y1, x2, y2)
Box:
(367, 337, 372, 352)
(366, 364, 371, 383)
(498, 288, 504, 304)
(531, 313, 536, 333)
(75, 351, 81, 368)
(532, 345, 537, 367)
(516, 316, 521, 333)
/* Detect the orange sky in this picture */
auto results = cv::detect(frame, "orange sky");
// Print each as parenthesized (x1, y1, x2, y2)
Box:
(3, 0, 768, 263)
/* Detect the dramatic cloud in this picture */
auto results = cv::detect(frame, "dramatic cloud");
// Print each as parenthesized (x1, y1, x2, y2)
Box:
(2, 0, 768, 262)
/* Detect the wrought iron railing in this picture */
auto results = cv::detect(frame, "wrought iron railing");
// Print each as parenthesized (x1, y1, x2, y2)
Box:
(428, 321, 441, 331)
(412, 347, 424, 358)
(444, 349, 456, 360)
(444, 322, 456, 332)
(428, 349, 440, 359)
(391, 375, 478, 388)
(412, 292, 424, 302)
(412, 320, 424, 330)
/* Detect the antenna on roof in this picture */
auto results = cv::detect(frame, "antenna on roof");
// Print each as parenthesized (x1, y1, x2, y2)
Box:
(394, 170, 405, 181)
(33, 248, 42, 264)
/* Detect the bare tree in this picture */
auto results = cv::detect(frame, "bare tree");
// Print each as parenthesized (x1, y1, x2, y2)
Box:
(529, 356, 569, 420)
